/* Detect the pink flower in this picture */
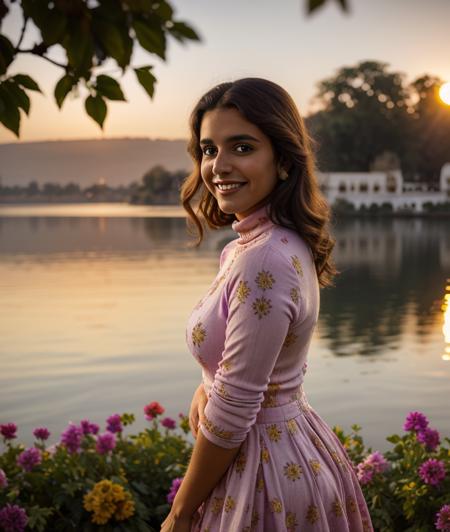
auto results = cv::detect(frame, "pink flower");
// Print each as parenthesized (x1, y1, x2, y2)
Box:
(418, 458, 446, 486)
(435, 504, 450, 531)
(161, 417, 176, 430)
(356, 451, 389, 485)
(403, 411, 429, 432)
(60, 422, 83, 454)
(33, 427, 50, 441)
(416, 427, 440, 451)
(106, 414, 123, 434)
(356, 461, 374, 485)
(0, 469, 7, 489)
(144, 401, 165, 421)
(80, 419, 99, 435)
(17, 447, 42, 472)
(0, 504, 28, 532)
(0, 423, 17, 440)
(366, 451, 389, 473)
(167, 477, 183, 504)
(96, 432, 116, 454)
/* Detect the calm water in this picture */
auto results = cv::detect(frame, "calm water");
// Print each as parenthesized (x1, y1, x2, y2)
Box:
(1, 204, 449, 451)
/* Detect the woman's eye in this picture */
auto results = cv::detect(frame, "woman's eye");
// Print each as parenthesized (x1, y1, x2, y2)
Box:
(202, 146, 216, 156)
(235, 144, 252, 153)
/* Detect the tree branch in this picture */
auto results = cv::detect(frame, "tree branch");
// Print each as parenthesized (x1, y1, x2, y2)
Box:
(17, 48, 67, 69)
(14, 16, 29, 51)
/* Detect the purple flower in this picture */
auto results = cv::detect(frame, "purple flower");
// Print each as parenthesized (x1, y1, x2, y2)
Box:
(356, 461, 375, 485)
(60, 422, 83, 454)
(161, 417, 176, 430)
(80, 419, 99, 435)
(167, 477, 183, 504)
(33, 427, 50, 441)
(95, 432, 116, 454)
(435, 504, 450, 531)
(106, 414, 123, 434)
(17, 447, 42, 472)
(418, 458, 446, 486)
(0, 469, 7, 489)
(366, 451, 389, 473)
(0, 423, 17, 440)
(417, 427, 440, 451)
(403, 411, 429, 432)
(0, 504, 28, 532)
(356, 451, 389, 485)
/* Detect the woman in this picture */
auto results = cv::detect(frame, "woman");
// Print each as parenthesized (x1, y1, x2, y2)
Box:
(160, 78, 373, 531)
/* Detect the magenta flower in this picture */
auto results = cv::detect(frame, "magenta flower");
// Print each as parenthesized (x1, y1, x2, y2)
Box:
(161, 417, 176, 430)
(33, 427, 50, 441)
(167, 477, 183, 504)
(356, 461, 374, 485)
(60, 422, 83, 454)
(0, 504, 28, 532)
(418, 458, 446, 486)
(366, 451, 389, 473)
(0, 469, 7, 489)
(80, 419, 100, 435)
(435, 504, 450, 531)
(17, 447, 42, 472)
(144, 401, 165, 421)
(106, 414, 123, 434)
(403, 411, 429, 432)
(356, 450, 389, 485)
(0, 423, 17, 440)
(416, 427, 440, 451)
(96, 432, 116, 454)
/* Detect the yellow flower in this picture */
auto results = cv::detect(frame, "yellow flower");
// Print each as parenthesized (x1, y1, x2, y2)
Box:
(115, 498, 135, 521)
(84, 479, 135, 525)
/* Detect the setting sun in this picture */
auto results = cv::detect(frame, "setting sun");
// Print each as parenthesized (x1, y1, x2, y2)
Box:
(439, 82, 450, 105)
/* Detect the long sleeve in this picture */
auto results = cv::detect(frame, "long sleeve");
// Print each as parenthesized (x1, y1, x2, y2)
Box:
(199, 243, 302, 448)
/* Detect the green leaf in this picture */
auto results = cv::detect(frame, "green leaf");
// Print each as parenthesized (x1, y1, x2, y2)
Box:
(85, 94, 107, 129)
(134, 66, 156, 99)
(168, 21, 201, 43)
(0, 34, 14, 75)
(0, 83, 20, 136)
(62, 21, 94, 75)
(54, 74, 76, 108)
(92, 15, 133, 69)
(4, 80, 30, 115)
(132, 18, 166, 60)
(41, 9, 67, 45)
(154, 1, 173, 21)
(0, 0, 9, 24)
(96, 74, 126, 101)
(307, 0, 327, 13)
(12, 74, 42, 92)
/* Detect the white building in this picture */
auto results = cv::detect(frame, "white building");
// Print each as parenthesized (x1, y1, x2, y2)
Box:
(318, 163, 450, 212)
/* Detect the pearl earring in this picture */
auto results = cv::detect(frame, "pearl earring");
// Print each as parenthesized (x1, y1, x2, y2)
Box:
(278, 168, 289, 181)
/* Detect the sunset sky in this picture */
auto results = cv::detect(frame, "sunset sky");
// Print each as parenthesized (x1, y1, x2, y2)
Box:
(1, 0, 449, 144)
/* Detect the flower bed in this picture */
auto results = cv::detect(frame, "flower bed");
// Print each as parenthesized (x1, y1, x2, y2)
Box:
(0, 407, 449, 531)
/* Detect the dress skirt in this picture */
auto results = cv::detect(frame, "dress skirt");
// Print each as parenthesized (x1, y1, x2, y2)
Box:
(191, 387, 373, 531)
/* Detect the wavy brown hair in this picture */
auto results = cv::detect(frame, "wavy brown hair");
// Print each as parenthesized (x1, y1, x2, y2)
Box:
(180, 77, 338, 288)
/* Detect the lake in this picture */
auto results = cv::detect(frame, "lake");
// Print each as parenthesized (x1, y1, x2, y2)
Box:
(0, 203, 449, 452)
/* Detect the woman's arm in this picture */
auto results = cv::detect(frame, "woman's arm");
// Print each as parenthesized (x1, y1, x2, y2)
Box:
(170, 431, 241, 518)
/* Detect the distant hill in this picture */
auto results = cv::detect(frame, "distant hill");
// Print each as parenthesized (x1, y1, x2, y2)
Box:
(0, 138, 192, 187)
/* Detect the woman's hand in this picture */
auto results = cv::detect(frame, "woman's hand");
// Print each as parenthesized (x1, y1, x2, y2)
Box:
(189, 382, 208, 439)
(160, 510, 199, 531)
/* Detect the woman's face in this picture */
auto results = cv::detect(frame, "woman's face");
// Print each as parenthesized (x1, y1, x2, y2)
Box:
(199, 107, 278, 220)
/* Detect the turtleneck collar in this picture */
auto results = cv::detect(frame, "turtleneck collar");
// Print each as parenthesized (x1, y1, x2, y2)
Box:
(231, 203, 275, 244)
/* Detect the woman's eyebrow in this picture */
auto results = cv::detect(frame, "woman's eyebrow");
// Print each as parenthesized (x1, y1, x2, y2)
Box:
(199, 134, 261, 145)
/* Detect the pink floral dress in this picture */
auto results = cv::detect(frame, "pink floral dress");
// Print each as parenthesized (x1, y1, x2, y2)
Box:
(185, 203, 373, 531)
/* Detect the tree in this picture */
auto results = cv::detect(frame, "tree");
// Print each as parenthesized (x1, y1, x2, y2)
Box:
(0, 0, 201, 136)
(0, 0, 349, 138)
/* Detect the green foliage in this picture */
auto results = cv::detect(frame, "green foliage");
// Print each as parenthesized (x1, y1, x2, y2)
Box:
(0, 0, 201, 135)
(0, 412, 193, 530)
(130, 165, 187, 205)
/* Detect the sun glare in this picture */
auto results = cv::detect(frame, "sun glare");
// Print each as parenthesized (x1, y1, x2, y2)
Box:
(439, 82, 450, 105)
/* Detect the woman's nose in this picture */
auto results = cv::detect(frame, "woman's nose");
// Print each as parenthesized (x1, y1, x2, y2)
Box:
(212, 150, 232, 175)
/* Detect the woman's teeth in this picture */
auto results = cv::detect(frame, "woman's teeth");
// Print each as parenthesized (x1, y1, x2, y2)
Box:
(217, 183, 245, 190)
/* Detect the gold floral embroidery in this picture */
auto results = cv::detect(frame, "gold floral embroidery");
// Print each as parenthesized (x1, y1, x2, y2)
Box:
(252, 296, 272, 319)
(251, 509, 260, 528)
(224, 495, 235, 512)
(283, 331, 298, 348)
(260, 443, 270, 463)
(311, 434, 324, 449)
(270, 498, 283, 513)
(286, 418, 298, 434)
(346, 496, 357, 514)
(281, 237, 289, 244)
(202, 413, 233, 440)
(306, 504, 319, 524)
(192, 322, 206, 347)
(261, 382, 280, 407)
(309, 459, 321, 476)
(221, 359, 232, 372)
(283, 462, 303, 481)
(236, 280, 251, 303)
(362, 517, 372, 532)
(235, 449, 247, 475)
(211, 496, 224, 515)
(332, 498, 344, 517)
(266, 424, 282, 442)
(216, 382, 228, 398)
(290, 287, 299, 304)
(255, 270, 275, 290)
(291, 255, 303, 276)
(256, 470, 264, 492)
(286, 511, 298, 531)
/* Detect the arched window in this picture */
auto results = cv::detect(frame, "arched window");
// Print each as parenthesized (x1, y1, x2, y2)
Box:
(359, 183, 368, 192)
(338, 182, 347, 192)
(373, 184, 380, 192)
(387, 173, 397, 192)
